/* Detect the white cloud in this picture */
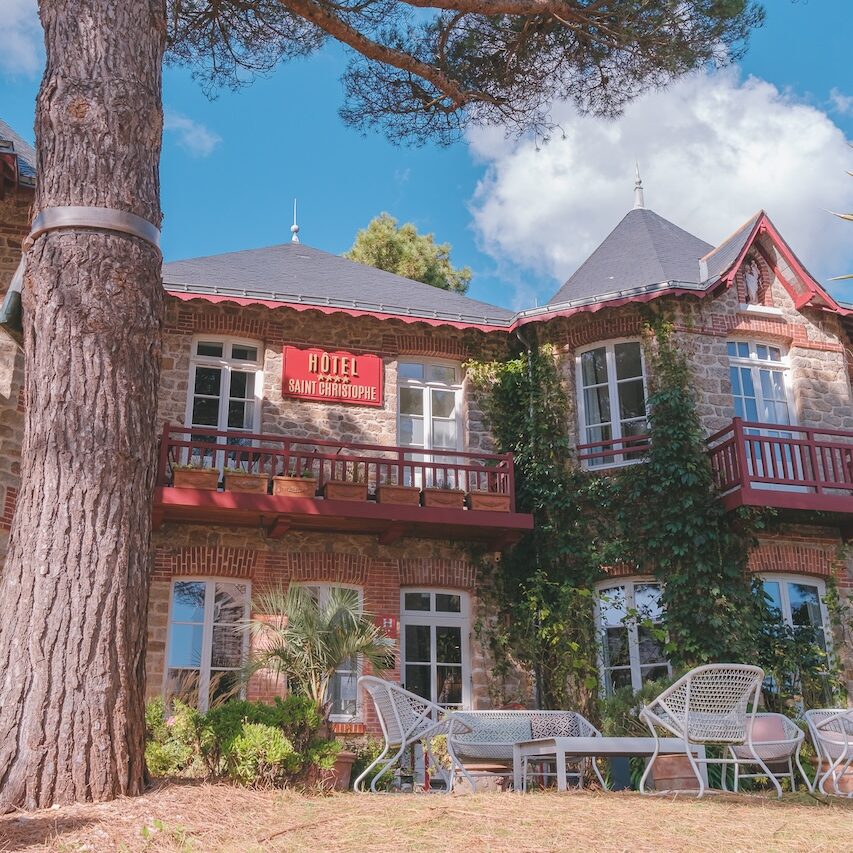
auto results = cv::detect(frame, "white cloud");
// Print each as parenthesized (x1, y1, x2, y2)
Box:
(0, 0, 42, 77)
(830, 88, 853, 117)
(164, 110, 221, 158)
(469, 69, 853, 304)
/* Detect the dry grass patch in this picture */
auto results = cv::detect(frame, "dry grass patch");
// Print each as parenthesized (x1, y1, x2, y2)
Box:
(1, 780, 851, 853)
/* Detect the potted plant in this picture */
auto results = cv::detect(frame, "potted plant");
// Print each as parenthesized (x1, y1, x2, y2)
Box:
(224, 465, 269, 494)
(171, 460, 220, 491)
(376, 473, 420, 506)
(467, 490, 511, 512)
(323, 464, 368, 502)
(422, 477, 465, 509)
(272, 467, 318, 498)
(601, 676, 700, 792)
(247, 585, 396, 791)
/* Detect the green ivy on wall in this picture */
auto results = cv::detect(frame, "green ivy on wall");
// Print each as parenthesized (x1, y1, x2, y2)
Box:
(467, 317, 843, 712)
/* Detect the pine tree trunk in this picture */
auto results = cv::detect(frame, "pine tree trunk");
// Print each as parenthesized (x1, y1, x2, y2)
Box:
(0, 0, 165, 811)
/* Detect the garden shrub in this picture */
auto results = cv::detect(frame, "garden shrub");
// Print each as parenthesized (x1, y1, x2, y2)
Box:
(144, 695, 339, 787)
(228, 722, 300, 786)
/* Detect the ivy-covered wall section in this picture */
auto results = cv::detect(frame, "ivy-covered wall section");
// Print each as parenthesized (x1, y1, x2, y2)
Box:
(467, 318, 845, 714)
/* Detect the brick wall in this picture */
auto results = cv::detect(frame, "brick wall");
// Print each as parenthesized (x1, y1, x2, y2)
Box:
(146, 525, 496, 733)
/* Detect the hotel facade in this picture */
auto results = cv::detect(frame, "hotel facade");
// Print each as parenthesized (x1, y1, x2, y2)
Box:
(2, 118, 851, 737)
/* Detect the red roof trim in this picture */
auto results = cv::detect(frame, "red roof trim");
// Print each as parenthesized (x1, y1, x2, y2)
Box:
(166, 291, 511, 333)
(718, 213, 850, 316)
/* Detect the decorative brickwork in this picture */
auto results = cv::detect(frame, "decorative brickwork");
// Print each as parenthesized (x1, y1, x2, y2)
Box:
(747, 534, 841, 579)
(0, 486, 16, 531)
(262, 551, 370, 587)
(399, 557, 477, 589)
(386, 333, 469, 359)
(562, 314, 644, 351)
(153, 546, 258, 580)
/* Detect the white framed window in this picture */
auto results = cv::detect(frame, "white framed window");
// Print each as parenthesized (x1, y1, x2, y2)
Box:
(400, 589, 470, 710)
(727, 341, 793, 428)
(299, 584, 363, 722)
(165, 578, 251, 712)
(185, 337, 263, 469)
(576, 340, 647, 468)
(397, 360, 463, 486)
(596, 580, 670, 695)
(760, 574, 831, 652)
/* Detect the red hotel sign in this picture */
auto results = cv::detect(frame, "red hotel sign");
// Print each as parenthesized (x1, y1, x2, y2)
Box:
(282, 346, 383, 407)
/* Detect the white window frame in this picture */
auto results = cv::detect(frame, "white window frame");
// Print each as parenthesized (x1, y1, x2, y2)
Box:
(296, 583, 364, 723)
(400, 588, 471, 710)
(396, 358, 464, 453)
(184, 335, 264, 435)
(594, 578, 670, 696)
(163, 577, 251, 713)
(759, 573, 831, 651)
(576, 338, 648, 469)
(726, 339, 795, 429)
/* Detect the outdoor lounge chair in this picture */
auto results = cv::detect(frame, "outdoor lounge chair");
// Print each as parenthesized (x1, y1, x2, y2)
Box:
(354, 675, 475, 793)
(726, 712, 809, 793)
(804, 708, 853, 797)
(638, 663, 782, 797)
(447, 710, 606, 791)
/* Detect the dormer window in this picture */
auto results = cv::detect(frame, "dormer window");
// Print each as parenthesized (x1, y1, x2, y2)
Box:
(576, 341, 648, 468)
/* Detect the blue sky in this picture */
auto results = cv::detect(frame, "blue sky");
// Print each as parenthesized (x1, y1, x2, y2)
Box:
(1, 1, 851, 310)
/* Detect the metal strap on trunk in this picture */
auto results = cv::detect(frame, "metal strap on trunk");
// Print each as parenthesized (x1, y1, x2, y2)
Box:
(1, 205, 161, 345)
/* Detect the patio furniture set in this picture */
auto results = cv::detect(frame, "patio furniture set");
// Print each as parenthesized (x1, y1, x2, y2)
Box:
(355, 665, 853, 798)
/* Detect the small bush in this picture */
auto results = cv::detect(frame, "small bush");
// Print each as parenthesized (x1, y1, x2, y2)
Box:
(144, 695, 337, 788)
(228, 722, 300, 787)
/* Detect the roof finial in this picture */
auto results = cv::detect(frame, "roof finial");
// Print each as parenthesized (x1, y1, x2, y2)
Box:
(634, 162, 645, 209)
(290, 198, 300, 243)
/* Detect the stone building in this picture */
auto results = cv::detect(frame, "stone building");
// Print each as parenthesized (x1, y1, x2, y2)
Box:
(1, 117, 851, 739)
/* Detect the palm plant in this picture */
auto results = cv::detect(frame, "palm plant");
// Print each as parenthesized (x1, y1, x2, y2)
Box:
(246, 585, 395, 731)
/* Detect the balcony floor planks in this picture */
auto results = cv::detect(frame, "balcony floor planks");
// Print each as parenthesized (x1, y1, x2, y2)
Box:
(152, 487, 533, 547)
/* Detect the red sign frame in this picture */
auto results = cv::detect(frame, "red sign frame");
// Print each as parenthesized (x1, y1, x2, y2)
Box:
(282, 345, 383, 407)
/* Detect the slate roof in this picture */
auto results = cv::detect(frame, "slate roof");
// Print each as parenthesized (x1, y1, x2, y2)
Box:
(548, 208, 714, 305)
(701, 212, 761, 283)
(0, 119, 36, 187)
(162, 242, 516, 326)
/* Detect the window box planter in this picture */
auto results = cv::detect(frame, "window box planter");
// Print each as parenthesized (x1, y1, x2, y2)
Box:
(172, 468, 219, 491)
(422, 487, 465, 509)
(272, 475, 318, 498)
(467, 491, 511, 512)
(376, 484, 421, 506)
(224, 472, 269, 494)
(324, 480, 368, 502)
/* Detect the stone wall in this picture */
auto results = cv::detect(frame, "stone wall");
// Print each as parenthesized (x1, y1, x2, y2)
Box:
(0, 188, 30, 561)
(158, 297, 511, 454)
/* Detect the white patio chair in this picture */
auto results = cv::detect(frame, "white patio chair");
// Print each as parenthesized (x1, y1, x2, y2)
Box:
(726, 713, 808, 793)
(446, 710, 606, 791)
(638, 663, 782, 798)
(804, 708, 853, 797)
(354, 675, 474, 794)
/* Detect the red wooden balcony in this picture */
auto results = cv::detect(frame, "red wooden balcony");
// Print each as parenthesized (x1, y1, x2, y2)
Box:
(708, 418, 853, 514)
(153, 425, 533, 547)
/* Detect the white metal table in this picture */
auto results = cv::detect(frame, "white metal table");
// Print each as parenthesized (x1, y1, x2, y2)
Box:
(512, 736, 707, 792)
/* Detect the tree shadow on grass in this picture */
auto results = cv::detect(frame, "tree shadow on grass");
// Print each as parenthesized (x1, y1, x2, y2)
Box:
(0, 814, 98, 851)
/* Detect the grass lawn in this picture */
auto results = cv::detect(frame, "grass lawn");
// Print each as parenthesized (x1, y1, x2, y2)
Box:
(1, 780, 851, 852)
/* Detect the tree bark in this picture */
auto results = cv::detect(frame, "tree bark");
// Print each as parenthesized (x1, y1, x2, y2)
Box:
(0, 0, 165, 810)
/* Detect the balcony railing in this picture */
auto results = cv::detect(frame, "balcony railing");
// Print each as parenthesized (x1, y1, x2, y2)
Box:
(708, 418, 853, 513)
(576, 433, 651, 468)
(153, 425, 532, 545)
(157, 425, 515, 502)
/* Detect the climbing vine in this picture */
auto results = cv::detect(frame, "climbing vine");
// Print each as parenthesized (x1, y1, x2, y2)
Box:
(466, 317, 834, 714)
